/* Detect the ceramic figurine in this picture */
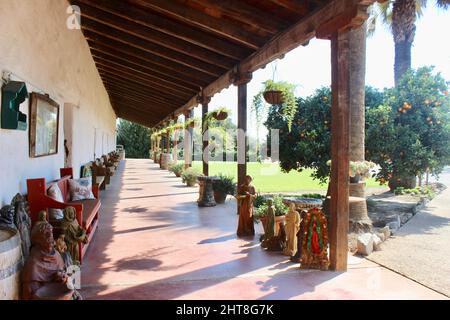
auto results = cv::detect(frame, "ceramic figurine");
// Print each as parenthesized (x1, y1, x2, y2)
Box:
(22, 220, 73, 300)
(261, 199, 276, 248)
(300, 208, 330, 270)
(11, 193, 32, 260)
(291, 210, 307, 262)
(55, 234, 75, 268)
(0, 205, 16, 230)
(61, 207, 88, 264)
(236, 175, 256, 237)
(283, 203, 300, 257)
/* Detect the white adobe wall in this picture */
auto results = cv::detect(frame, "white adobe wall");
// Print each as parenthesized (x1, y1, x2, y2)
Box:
(0, 0, 117, 205)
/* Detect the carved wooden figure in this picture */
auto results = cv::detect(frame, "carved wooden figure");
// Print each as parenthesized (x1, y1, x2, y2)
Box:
(22, 220, 73, 300)
(236, 175, 256, 237)
(283, 203, 300, 257)
(291, 210, 307, 262)
(61, 207, 88, 264)
(261, 199, 275, 248)
(300, 208, 330, 270)
(11, 193, 32, 260)
(265, 223, 287, 252)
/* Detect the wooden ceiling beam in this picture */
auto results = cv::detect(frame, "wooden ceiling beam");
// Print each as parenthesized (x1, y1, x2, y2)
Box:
(158, 0, 372, 126)
(98, 71, 189, 103)
(189, 0, 288, 34)
(266, 0, 310, 15)
(88, 41, 210, 87)
(94, 62, 194, 99)
(81, 26, 224, 77)
(109, 92, 169, 112)
(84, 34, 216, 82)
(102, 79, 185, 105)
(105, 87, 176, 110)
(115, 107, 157, 127)
(76, 3, 237, 69)
(91, 51, 200, 92)
(73, 0, 250, 60)
(130, 0, 265, 49)
(110, 95, 169, 117)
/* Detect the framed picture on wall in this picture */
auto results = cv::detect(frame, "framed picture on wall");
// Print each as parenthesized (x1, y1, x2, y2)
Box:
(29, 92, 60, 158)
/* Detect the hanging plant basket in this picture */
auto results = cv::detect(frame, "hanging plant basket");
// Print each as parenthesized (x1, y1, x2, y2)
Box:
(263, 90, 284, 105)
(212, 110, 228, 121)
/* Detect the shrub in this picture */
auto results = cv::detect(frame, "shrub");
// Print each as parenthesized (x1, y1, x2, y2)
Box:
(213, 174, 236, 195)
(168, 162, 184, 176)
(181, 167, 201, 186)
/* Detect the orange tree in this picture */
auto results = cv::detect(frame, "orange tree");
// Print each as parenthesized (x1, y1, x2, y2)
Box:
(366, 66, 450, 190)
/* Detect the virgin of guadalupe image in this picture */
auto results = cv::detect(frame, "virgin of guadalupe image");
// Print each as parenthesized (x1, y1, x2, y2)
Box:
(300, 208, 329, 270)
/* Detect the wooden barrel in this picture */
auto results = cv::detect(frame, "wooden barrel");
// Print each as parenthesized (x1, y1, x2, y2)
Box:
(0, 229, 22, 300)
(160, 153, 172, 170)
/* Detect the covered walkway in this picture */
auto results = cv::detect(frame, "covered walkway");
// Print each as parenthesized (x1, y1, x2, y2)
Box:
(79, 159, 445, 300)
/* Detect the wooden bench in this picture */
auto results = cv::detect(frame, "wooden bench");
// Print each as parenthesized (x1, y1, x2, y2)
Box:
(27, 168, 101, 264)
(81, 162, 106, 190)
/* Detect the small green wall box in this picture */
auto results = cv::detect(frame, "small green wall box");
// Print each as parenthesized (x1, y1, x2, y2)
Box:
(1, 81, 28, 130)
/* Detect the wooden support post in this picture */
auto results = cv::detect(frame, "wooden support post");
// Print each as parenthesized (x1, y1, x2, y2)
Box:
(198, 93, 211, 176)
(329, 30, 351, 272)
(232, 71, 252, 193)
(184, 110, 193, 169)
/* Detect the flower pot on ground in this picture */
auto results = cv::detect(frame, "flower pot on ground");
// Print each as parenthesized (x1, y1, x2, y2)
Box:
(168, 162, 184, 177)
(212, 174, 236, 204)
(181, 167, 201, 187)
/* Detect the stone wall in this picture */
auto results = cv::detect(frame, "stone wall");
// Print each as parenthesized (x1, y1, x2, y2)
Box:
(0, 0, 116, 205)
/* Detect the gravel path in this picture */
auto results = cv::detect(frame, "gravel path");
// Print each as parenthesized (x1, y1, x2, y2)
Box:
(368, 167, 450, 297)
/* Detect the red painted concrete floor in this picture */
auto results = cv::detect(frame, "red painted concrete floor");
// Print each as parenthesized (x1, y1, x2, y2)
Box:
(79, 159, 447, 300)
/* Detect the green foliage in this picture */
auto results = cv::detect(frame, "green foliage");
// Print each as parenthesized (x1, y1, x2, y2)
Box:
(366, 67, 450, 184)
(168, 162, 184, 176)
(253, 194, 288, 221)
(262, 80, 297, 131)
(265, 86, 332, 184)
(181, 167, 202, 186)
(213, 174, 236, 195)
(393, 186, 436, 199)
(117, 119, 150, 159)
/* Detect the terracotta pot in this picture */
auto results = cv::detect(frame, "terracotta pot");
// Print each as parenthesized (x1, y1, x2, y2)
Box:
(175, 172, 181, 178)
(213, 111, 228, 121)
(186, 180, 196, 187)
(214, 191, 227, 204)
(263, 90, 284, 105)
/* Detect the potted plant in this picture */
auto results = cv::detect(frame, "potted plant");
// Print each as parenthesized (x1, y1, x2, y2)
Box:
(261, 80, 297, 131)
(253, 195, 288, 236)
(181, 167, 201, 187)
(327, 160, 378, 183)
(184, 117, 200, 129)
(212, 174, 236, 204)
(168, 162, 184, 177)
(349, 161, 377, 183)
(212, 107, 230, 121)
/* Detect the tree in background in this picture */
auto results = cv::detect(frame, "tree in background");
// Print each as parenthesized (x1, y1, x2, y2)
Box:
(369, 0, 450, 86)
(117, 119, 150, 159)
(366, 66, 450, 189)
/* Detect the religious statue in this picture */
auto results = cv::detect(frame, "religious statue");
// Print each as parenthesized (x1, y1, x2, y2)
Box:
(22, 220, 74, 300)
(236, 175, 256, 237)
(61, 207, 88, 264)
(265, 223, 287, 252)
(55, 234, 74, 268)
(283, 203, 300, 257)
(0, 205, 16, 230)
(300, 208, 329, 270)
(11, 193, 32, 260)
(291, 210, 307, 262)
(261, 199, 276, 248)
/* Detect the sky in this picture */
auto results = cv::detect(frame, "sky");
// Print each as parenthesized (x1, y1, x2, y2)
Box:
(191, 3, 450, 138)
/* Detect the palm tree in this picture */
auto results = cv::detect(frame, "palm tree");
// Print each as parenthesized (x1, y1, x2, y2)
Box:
(369, 0, 450, 86)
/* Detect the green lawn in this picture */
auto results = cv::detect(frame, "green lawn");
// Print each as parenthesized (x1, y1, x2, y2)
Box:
(189, 161, 383, 193)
